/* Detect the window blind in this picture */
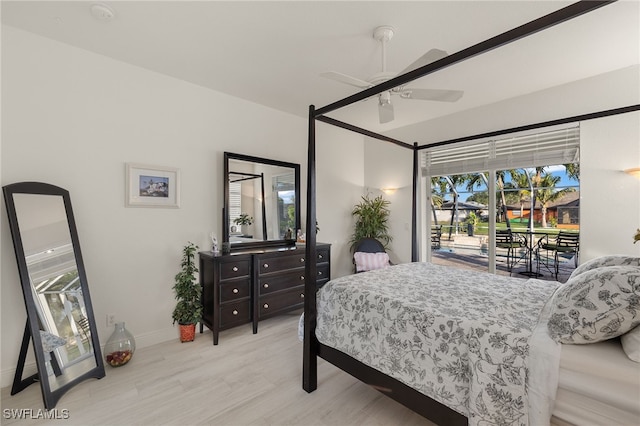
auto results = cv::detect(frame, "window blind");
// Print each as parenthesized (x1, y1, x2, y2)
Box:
(423, 126, 580, 176)
(273, 173, 295, 192)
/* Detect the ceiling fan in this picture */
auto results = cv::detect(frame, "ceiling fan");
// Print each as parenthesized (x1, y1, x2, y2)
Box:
(321, 26, 464, 124)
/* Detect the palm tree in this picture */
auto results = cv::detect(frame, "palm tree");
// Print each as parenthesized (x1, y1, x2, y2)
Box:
(430, 177, 448, 225)
(564, 163, 580, 181)
(535, 173, 576, 228)
(510, 170, 532, 224)
(444, 175, 469, 238)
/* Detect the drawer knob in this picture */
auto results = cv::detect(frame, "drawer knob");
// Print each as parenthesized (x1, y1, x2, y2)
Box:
(232, 266, 239, 272)
(300, 275, 305, 281)
(232, 288, 239, 294)
(318, 254, 324, 259)
(263, 263, 269, 269)
(232, 310, 238, 315)
(299, 258, 305, 263)
(263, 283, 269, 288)
(300, 293, 305, 298)
(318, 271, 323, 276)
(263, 303, 269, 309)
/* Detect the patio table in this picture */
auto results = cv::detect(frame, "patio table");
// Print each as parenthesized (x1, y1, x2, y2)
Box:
(514, 230, 549, 277)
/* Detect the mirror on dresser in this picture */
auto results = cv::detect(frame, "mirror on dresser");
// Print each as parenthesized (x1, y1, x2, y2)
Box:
(3, 182, 105, 409)
(223, 152, 300, 251)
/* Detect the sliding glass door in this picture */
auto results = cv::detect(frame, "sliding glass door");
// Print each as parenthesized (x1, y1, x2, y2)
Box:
(423, 126, 580, 282)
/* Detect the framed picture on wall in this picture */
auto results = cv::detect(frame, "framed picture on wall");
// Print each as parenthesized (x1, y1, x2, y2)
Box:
(125, 163, 180, 208)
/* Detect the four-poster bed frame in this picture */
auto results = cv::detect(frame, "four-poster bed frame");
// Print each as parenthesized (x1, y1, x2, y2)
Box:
(302, 1, 639, 423)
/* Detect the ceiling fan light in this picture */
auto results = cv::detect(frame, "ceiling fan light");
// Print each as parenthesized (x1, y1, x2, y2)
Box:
(379, 91, 391, 105)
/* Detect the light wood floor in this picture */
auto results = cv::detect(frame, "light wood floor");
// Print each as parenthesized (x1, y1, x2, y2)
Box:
(1, 312, 435, 426)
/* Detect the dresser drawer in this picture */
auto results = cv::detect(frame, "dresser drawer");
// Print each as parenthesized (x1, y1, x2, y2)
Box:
(220, 300, 251, 327)
(220, 259, 250, 280)
(220, 279, 251, 302)
(258, 270, 306, 295)
(316, 247, 330, 264)
(316, 264, 329, 281)
(260, 288, 305, 317)
(258, 253, 306, 274)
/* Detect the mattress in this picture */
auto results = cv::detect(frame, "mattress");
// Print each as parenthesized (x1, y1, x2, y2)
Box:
(551, 339, 640, 426)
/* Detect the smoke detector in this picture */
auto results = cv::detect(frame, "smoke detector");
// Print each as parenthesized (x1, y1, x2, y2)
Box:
(90, 3, 115, 21)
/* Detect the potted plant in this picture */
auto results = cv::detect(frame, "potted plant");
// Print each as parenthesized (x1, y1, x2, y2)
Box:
(233, 213, 253, 226)
(233, 213, 253, 234)
(464, 211, 479, 236)
(172, 242, 202, 342)
(349, 194, 392, 251)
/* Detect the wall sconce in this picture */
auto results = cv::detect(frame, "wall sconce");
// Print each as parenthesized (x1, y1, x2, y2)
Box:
(381, 188, 397, 195)
(624, 167, 640, 179)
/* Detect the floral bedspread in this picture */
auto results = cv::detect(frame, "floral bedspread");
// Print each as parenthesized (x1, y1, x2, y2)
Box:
(315, 262, 560, 426)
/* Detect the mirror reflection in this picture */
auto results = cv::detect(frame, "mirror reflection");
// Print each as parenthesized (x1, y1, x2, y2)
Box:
(12, 193, 97, 391)
(224, 153, 300, 248)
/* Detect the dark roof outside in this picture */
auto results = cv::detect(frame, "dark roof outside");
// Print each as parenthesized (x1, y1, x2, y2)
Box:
(505, 191, 580, 210)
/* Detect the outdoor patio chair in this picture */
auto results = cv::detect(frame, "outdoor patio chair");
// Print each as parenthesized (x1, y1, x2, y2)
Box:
(431, 225, 442, 250)
(76, 315, 91, 341)
(495, 229, 526, 272)
(536, 231, 579, 279)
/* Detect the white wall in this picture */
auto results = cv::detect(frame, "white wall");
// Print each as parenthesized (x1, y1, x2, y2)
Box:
(1, 26, 364, 386)
(316, 123, 365, 276)
(580, 113, 640, 260)
(363, 140, 413, 264)
(369, 66, 640, 263)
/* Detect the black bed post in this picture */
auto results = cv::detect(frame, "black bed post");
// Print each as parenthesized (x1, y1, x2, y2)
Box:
(303, 105, 318, 393)
(411, 142, 419, 262)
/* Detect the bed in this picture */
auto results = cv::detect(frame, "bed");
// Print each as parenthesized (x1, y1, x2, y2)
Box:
(306, 261, 640, 425)
(316, 262, 561, 425)
(301, 2, 640, 425)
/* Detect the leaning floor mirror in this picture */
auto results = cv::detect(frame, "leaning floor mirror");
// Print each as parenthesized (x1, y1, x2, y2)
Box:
(3, 182, 105, 409)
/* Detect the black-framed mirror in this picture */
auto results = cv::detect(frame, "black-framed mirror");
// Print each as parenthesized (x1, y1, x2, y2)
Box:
(223, 152, 301, 251)
(3, 182, 105, 409)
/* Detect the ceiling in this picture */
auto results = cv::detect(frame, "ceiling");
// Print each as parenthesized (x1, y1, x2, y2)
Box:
(2, 1, 639, 133)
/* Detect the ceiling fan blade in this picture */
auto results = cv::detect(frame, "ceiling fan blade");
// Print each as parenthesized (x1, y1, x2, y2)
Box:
(378, 101, 394, 124)
(320, 71, 372, 89)
(400, 48, 448, 74)
(399, 88, 464, 102)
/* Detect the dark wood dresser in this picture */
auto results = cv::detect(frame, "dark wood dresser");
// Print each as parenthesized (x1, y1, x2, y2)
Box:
(199, 243, 330, 345)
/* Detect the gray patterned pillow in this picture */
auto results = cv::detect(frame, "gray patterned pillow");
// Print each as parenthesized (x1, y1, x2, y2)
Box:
(569, 255, 640, 280)
(39, 330, 67, 352)
(548, 265, 640, 344)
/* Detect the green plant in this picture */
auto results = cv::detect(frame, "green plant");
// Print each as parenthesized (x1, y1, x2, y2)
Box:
(464, 211, 479, 228)
(349, 194, 392, 251)
(233, 213, 253, 226)
(172, 242, 202, 325)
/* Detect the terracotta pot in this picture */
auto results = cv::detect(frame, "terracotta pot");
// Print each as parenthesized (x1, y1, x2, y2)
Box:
(179, 323, 196, 342)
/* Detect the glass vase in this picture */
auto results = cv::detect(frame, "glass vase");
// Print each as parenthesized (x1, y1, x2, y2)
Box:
(104, 322, 135, 367)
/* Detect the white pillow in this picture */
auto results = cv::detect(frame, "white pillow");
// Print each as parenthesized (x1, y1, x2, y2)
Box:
(570, 255, 640, 280)
(621, 325, 640, 362)
(547, 265, 640, 344)
(354, 251, 389, 272)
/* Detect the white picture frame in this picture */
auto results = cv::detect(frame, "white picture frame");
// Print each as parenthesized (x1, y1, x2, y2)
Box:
(125, 163, 180, 208)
